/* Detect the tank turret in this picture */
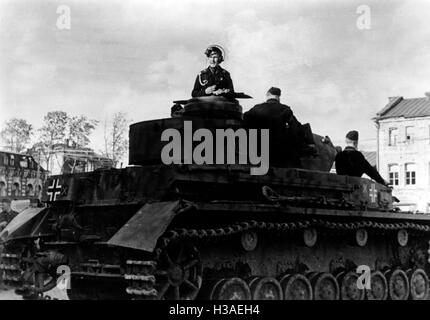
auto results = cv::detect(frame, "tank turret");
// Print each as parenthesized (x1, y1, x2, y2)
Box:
(130, 95, 337, 172)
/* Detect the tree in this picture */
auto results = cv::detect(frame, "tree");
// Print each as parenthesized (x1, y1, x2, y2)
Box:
(103, 112, 129, 167)
(39, 111, 68, 145)
(34, 111, 98, 172)
(0, 118, 33, 153)
(35, 111, 69, 172)
(67, 115, 98, 147)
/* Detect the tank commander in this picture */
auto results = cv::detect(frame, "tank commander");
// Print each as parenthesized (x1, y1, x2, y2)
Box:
(191, 45, 234, 97)
(243, 87, 311, 167)
(0, 199, 19, 290)
(335, 130, 389, 186)
(0, 199, 18, 231)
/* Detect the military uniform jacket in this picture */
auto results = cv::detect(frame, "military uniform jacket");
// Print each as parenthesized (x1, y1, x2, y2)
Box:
(335, 146, 386, 185)
(243, 99, 296, 130)
(191, 66, 234, 97)
(243, 99, 304, 167)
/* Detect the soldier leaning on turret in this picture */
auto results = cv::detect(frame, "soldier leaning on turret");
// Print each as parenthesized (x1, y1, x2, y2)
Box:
(335, 130, 389, 187)
(243, 87, 312, 167)
(191, 45, 234, 97)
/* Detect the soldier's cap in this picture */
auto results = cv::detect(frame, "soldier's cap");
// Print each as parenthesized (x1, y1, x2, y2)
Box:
(205, 45, 224, 60)
(171, 104, 183, 113)
(346, 130, 359, 141)
(267, 87, 281, 96)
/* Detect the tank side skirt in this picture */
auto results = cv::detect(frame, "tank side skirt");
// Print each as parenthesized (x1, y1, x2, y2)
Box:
(193, 202, 430, 223)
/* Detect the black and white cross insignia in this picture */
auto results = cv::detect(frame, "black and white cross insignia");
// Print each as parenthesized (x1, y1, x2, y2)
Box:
(47, 178, 62, 202)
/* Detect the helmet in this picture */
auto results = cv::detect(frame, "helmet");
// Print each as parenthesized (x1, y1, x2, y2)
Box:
(204, 45, 225, 62)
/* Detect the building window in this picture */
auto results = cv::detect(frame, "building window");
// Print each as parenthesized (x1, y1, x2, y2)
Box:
(388, 164, 399, 186)
(20, 156, 28, 168)
(405, 163, 416, 185)
(0, 181, 6, 197)
(12, 182, 20, 196)
(10, 155, 14, 166)
(26, 184, 34, 196)
(389, 128, 398, 146)
(405, 126, 415, 143)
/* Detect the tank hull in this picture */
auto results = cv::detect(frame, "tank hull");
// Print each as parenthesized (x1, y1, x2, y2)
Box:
(1, 165, 429, 300)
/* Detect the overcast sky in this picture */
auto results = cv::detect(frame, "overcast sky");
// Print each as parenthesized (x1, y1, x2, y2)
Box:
(1, 0, 430, 154)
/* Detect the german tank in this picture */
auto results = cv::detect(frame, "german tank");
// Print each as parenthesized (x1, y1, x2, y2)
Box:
(1, 95, 430, 300)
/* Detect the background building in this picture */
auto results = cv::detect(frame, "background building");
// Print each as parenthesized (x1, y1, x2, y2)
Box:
(375, 93, 430, 213)
(47, 143, 114, 176)
(0, 150, 47, 209)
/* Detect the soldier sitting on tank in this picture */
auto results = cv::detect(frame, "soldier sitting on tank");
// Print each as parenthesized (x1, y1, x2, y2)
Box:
(0, 199, 18, 231)
(191, 45, 234, 98)
(335, 130, 389, 186)
(243, 87, 312, 167)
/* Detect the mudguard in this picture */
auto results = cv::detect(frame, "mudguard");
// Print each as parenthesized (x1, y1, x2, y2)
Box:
(0, 207, 47, 242)
(107, 201, 181, 252)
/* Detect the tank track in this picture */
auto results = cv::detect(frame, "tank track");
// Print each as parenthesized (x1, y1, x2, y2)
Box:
(0, 253, 23, 288)
(0, 252, 53, 300)
(125, 218, 430, 300)
(124, 260, 158, 299)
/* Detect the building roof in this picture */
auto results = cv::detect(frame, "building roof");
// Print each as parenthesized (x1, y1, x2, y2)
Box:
(361, 151, 376, 167)
(375, 95, 430, 120)
(0, 149, 33, 157)
(50, 144, 112, 162)
(0, 150, 46, 172)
